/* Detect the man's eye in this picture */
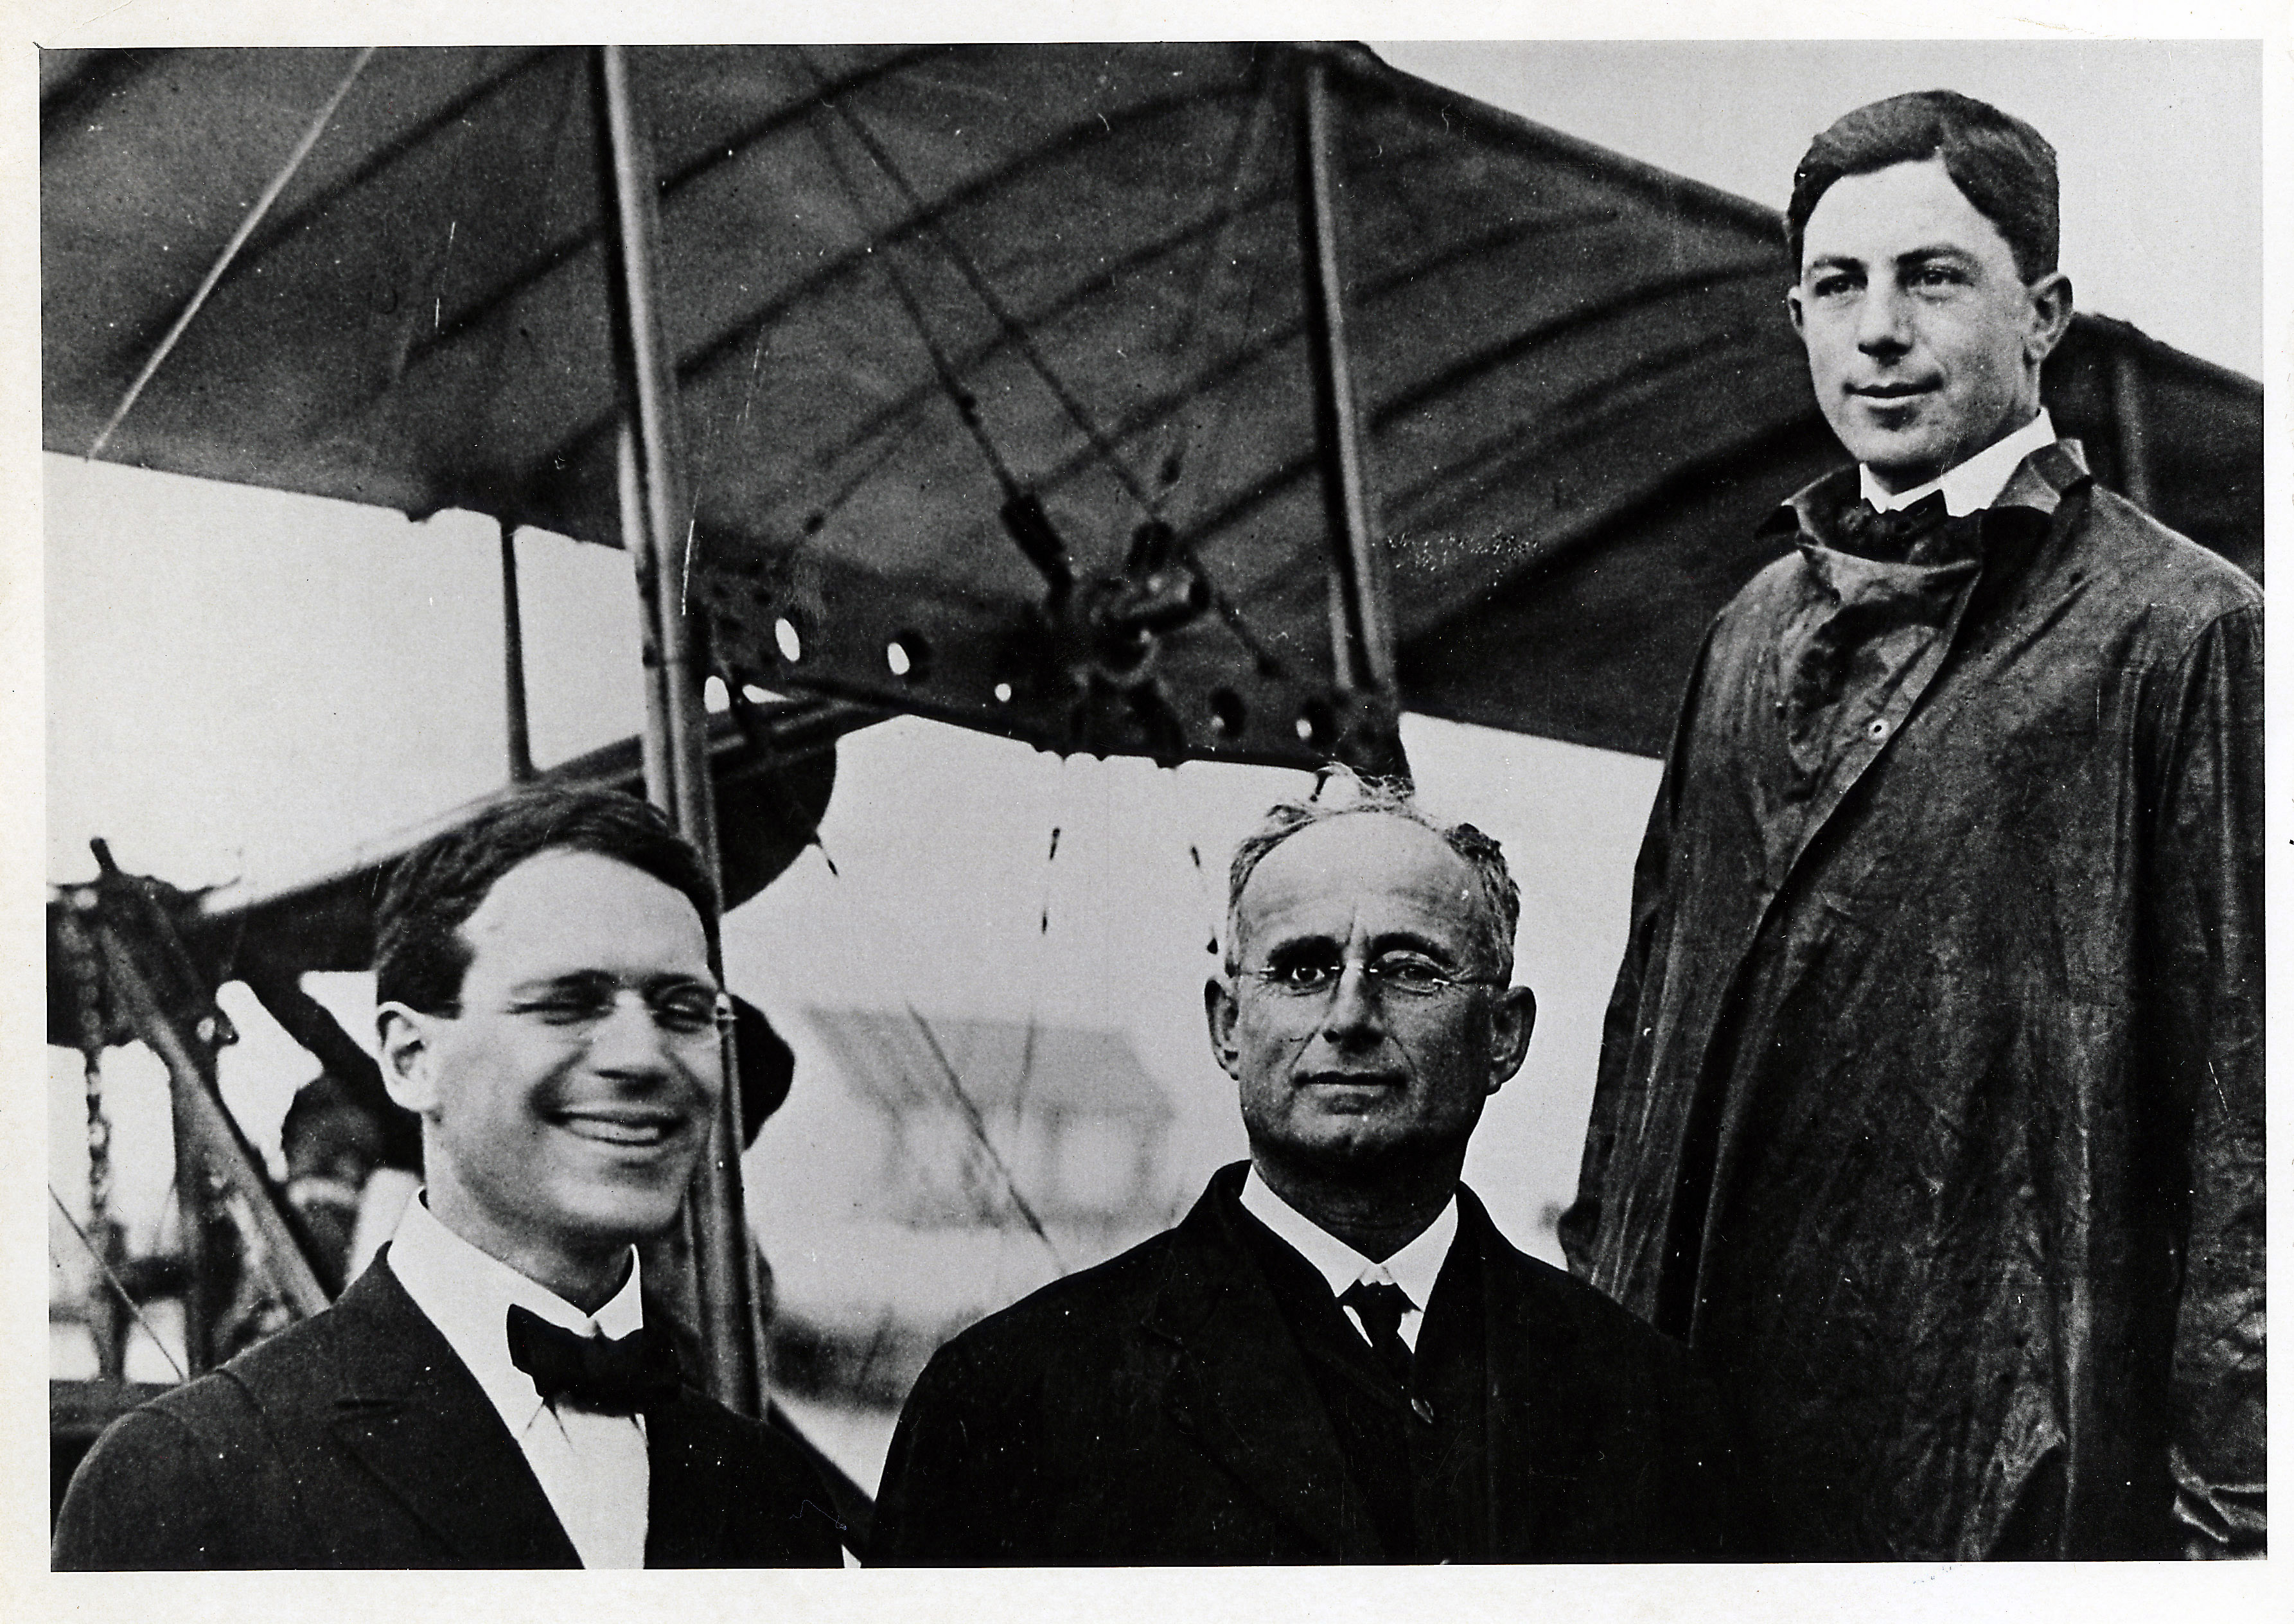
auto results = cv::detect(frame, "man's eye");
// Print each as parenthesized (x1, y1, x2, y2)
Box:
(1271, 961, 1340, 990)
(520, 995, 610, 1025)
(652, 994, 721, 1034)
(1909, 264, 1966, 292)
(1809, 274, 1857, 299)
(1372, 956, 1451, 991)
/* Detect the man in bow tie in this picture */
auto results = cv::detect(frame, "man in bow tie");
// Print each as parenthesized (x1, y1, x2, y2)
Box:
(1561, 91, 2263, 1558)
(873, 772, 1745, 1564)
(54, 788, 843, 1568)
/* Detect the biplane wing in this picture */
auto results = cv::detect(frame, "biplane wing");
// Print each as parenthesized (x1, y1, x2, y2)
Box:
(46, 44, 2260, 771)
(192, 702, 841, 979)
(44, 701, 845, 1050)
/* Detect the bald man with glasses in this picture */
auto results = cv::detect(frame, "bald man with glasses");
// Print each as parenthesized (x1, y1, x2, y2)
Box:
(872, 771, 1747, 1564)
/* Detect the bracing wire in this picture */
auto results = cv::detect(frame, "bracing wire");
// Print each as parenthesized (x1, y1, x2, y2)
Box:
(791, 49, 1157, 517)
(1147, 58, 1278, 517)
(797, 100, 1028, 504)
(796, 830, 1068, 1275)
(782, 50, 1296, 685)
(777, 164, 1272, 552)
(50, 1187, 189, 1384)
(1150, 757, 1229, 962)
(1008, 754, 1074, 1129)
(903, 1002, 1068, 1274)
(89, 47, 377, 461)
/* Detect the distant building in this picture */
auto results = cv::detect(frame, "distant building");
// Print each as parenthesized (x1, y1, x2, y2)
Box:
(801, 1008, 1176, 1234)
(763, 1009, 1183, 1425)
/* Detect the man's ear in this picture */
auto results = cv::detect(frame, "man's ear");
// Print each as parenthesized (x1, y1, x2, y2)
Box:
(1785, 282, 1807, 339)
(2025, 270, 2074, 367)
(376, 1003, 443, 1116)
(1204, 976, 1244, 1082)
(1484, 985, 1537, 1094)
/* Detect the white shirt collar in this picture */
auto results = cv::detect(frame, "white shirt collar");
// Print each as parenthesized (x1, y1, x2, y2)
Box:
(385, 1192, 646, 1435)
(1860, 408, 2057, 516)
(1239, 1165, 1458, 1311)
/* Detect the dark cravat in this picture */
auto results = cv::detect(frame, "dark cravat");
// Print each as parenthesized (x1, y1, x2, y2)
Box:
(1339, 1279, 1416, 1390)
(504, 1305, 681, 1415)
(1830, 490, 1976, 565)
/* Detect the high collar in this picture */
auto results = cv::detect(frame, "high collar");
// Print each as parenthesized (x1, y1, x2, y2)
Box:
(1858, 408, 2060, 516)
(1238, 1165, 1458, 1310)
(385, 1193, 645, 1440)
(1143, 1167, 1601, 1561)
(1766, 437, 2091, 549)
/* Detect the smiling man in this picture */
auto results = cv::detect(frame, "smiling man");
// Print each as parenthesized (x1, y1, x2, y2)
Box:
(872, 772, 1743, 1564)
(54, 788, 842, 1569)
(1562, 92, 2263, 1559)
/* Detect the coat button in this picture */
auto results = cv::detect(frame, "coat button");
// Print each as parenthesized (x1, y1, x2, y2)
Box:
(1866, 718, 1889, 740)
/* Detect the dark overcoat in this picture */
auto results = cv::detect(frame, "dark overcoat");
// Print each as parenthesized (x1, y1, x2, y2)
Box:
(52, 1254, 845, 1568)
(1563, 442, 2265, 1558)
(874, 1165, 1743, 1564)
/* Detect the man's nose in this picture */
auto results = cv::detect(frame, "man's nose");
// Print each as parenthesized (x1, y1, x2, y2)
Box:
(1319, 962, 1386, 1043)
(1856, 282, 1912, 354)
(587, 992, 682, 1075)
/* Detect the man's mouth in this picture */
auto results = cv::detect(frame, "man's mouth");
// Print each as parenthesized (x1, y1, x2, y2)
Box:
(1300, 1072, 1404, 1092)
(550, 1106, 689, 1147)
(1851, 381, 1937, 401)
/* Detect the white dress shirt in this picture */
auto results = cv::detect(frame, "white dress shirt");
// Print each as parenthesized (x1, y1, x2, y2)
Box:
(386, 1195, 651, 1568)
(1239, 1167, 1458, 1354)
(1859, 407, 2057, 516)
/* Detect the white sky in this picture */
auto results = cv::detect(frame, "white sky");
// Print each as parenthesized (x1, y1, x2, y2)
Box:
(1375, 39, 2263, 377)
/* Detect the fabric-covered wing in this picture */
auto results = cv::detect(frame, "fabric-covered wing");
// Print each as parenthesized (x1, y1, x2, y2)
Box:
(42, 44, 2260, 763)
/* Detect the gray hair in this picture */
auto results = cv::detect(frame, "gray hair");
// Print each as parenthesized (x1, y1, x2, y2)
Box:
(1221, 766, 1521, 982)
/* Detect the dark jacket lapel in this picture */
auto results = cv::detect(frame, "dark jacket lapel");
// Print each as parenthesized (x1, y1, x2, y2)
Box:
(1140, 1172, 1385, 1561)
(640, 1391, 737, 1566)
(324, 1256, 581, 1567)
(1460, 1188, 1591, 1558)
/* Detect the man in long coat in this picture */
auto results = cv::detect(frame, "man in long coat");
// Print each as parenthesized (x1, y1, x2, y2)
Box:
(1561, 91, 2263, 1558)
(876, 774, 1745, 1563)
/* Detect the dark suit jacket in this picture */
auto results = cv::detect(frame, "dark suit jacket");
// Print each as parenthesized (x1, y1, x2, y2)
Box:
(52, 1255, 844, 1569)
(873, 1165, 1744, 1564)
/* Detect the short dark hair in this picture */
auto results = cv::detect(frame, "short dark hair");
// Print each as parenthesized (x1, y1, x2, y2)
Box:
(1787, 91, 2059, 283)
(1222, 766, 1522, 982)
(375, 786, 717, 1014)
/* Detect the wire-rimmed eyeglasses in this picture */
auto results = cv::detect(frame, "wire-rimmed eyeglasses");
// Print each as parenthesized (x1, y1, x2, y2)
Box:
(1235, 952, 1501, 1003)
(499, 978, 732, 1039)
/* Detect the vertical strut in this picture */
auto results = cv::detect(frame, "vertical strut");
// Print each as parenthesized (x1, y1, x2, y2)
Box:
(92, 922, 331, 1329)
(617, 423, 675, 812)
(500, 522, 534, 783)
(592, 44, 766, 1417)
(1294, 50, 1406, 776)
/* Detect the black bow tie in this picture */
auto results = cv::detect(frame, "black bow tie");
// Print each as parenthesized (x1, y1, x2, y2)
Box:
(505, 1305, 681, 1415)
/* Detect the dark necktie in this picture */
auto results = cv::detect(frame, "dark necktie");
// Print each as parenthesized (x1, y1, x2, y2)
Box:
(1339, 1279, 1416, 1390)
(505, 1305, 682, 1415)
